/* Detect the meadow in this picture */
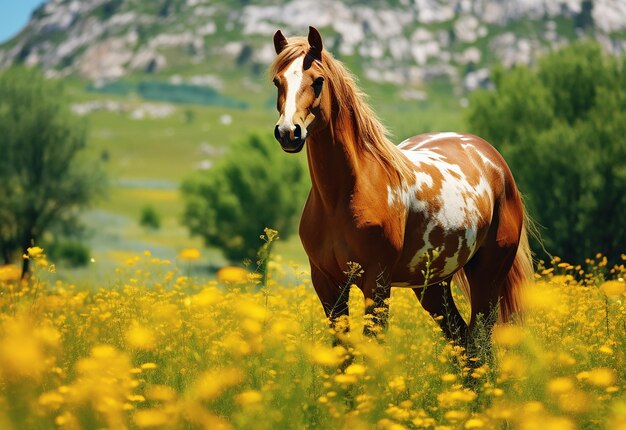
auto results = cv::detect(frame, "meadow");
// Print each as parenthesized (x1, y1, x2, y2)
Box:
(0, 247, 624, 429)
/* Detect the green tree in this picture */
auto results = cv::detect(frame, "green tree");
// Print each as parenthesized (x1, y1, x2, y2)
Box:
(0, 67, 105, 275)
(140, 205, 161, 230)
(467, 42, 626, 263)
(181, 134, 308, 263)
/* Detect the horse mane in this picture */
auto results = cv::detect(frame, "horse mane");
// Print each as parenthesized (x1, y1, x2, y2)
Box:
(270, 37, 411, 178)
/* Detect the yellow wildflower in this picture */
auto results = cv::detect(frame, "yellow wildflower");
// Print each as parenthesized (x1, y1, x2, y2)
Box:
(465, 418, 485, 429)
(547, 377, 574, 394)
(585, 367, 617, 387)
(27, 246, 44, 258)
(235, 390, 263, 405)
(126, 324, 157, 350)
(601, 280, 625, 297)
(178, 248, 201, 261)
(217, 266, 249, 284)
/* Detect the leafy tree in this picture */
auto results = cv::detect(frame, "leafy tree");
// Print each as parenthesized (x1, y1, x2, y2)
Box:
(467, 42, 626, 263)
(140, 205, 161, 230)
(181, 134, 308, 263)
(0, 67, 105, 275)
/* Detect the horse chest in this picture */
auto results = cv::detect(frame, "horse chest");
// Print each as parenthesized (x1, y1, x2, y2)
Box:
(300, 193, 400, 278)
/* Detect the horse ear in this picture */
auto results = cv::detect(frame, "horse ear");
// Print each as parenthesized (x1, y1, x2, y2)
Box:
(273, 30, 288, 54)
(307, 26, 323, 62)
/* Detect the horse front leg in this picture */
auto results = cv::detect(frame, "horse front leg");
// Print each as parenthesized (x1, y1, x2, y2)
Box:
(311, 265, 350, 345)
(363, 270, 391, 338)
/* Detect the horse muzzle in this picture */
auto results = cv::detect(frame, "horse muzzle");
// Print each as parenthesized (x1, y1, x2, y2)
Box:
(274, 124, 306, 153)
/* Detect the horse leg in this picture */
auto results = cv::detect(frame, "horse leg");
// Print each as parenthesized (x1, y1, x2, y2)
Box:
(463, 199, 523, 365)
(362, 270, 391, 338)
(463, 246, 516, 367)
(311, 265, 350, 344)
(413, 276, 468, 347)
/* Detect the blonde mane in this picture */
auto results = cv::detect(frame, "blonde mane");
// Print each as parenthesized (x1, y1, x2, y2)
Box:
(270, 38, 411, 178)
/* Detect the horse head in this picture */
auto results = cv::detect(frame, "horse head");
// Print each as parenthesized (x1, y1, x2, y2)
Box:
(271, 26, 331, 153)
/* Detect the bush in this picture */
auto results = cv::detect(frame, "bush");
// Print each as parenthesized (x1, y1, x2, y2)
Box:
(47, 241, 91, 268)
(181, 135, 308, 263)
(140, 205, 161, 230)
(467, 42, 626, 263)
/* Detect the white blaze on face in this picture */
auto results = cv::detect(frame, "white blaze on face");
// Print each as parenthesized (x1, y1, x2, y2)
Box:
(278, 55, 305, 134)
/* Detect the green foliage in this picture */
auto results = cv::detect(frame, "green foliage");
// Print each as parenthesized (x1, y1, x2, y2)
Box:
(139, 205, 161, 230)
(467, 42, 626, 263)
(0, 67, 106, 271)
(181, 135, 308, 263)
(47, 240, 91, 267)
(88, 81, 248, 109)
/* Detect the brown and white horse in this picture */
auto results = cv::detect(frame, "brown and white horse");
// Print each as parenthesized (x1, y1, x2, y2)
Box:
(270, 27, 533, 349)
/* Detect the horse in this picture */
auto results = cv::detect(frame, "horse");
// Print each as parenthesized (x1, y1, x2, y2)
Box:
(270, 26, 533, 353)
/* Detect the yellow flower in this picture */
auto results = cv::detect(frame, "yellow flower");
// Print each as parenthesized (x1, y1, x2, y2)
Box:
(191, 368, 244, 400)
(235, 390, 263, 405)
(601, 280, 625, 297)
(217, 266, 249, 284)
(126, 324, 156, 350)
(134, 409, 170, 428)
(547, 377, 574, 394)
(335, 373, 357, 385)
(27, 246, 44, 258)
(388, 376, 406, 393)
(0, 264, 21, 282)
(345, 363, 366, 376)
(308, 344, 343, 367)
(492, 325, 524, 346)
(437, 389, 477, 408)
(464, 418, 485, 429)
(444, 410, 467, 421)
(585, 367, 617, 387)
(441, 373, 457, 383)
(178, 248, 201, 261)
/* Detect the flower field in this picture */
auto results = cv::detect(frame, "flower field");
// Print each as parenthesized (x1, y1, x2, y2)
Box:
(0, 250, 624, 430)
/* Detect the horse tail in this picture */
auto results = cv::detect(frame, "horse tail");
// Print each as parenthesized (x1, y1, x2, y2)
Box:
(499, 214, 534, 323)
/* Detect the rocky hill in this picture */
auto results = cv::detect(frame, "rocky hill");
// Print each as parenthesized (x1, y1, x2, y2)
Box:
(1, 0, 625, 92)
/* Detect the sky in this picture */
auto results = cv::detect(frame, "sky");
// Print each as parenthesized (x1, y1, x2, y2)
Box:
(0, 1, 44, 43)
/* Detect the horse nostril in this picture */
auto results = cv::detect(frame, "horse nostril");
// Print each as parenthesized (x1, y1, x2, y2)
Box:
(294, 124, 301, 140)
(274, 125, 281, 142)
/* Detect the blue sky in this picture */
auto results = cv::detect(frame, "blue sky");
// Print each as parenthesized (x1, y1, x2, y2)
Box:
(0, 1, 44, 43)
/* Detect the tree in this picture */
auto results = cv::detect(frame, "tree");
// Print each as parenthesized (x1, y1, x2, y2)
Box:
(181, 134, 308, 263)
(140, 205, 161, 230)
(0, 67, 105, 275)
(467, 42, 626, 263)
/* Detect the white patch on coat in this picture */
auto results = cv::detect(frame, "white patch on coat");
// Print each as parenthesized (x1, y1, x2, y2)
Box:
(387, 171, 433, 212)
(393, 147, 496, 274)
(399, 132, 465, 149)
(461, 142, 501, 173)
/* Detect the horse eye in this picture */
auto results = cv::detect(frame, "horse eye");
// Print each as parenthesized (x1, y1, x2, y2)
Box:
(312, 77, 324, 97)
(273, 77, 279, 87)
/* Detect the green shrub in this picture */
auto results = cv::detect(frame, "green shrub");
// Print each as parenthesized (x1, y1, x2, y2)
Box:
(47, 241, 91, 268)
(140, 205, 161, 230)
(181, 135, 308, 263)
(467, 42, 626, 263)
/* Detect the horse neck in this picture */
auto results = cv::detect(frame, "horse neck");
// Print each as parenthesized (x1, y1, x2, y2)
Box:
(305, 111, 363, 211)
